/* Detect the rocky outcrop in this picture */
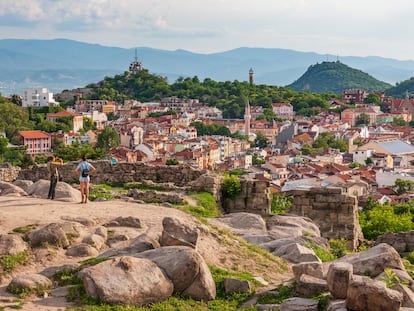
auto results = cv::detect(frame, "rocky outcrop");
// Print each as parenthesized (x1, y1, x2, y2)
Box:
(346, 275, 402, 311)
(376, 231, 414, 253)
(330, 243, 404, 277)
(26, 179, 81, 202)
(288, 243, 414, 311)
(209, 212, 328, 264)
(0, 181, 27, 196)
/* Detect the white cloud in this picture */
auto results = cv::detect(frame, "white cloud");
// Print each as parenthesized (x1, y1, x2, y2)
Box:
(1, 0, 414, 59)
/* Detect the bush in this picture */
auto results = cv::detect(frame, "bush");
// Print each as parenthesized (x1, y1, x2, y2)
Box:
(359, 204, 413, 240)
(221, 175, 241, 199)
(271, 193, 292, 214)
(329, 238, 348, 258)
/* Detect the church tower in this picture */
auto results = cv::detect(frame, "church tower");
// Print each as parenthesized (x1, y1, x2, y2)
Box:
(244, 100, 251, 139)
(249, 68, 254, 86)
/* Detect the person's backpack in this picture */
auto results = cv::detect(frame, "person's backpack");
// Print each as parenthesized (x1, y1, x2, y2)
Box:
(81, 168, 90, 178)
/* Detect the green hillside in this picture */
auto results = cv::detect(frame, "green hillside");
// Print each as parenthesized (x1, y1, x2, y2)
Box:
(385, 77, 414, 98)
(286, 61, 391, 94)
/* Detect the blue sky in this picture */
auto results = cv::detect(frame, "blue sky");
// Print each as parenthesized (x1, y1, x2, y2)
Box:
(1, 0, 413, 60)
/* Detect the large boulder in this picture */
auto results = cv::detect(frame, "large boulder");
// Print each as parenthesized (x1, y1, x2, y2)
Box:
(0, 181, 27, 196)
(273, 243, 321, 263)
(99, 232, 160, 258)
(0, 234, 28, 256)
(135, 246, 216, 301)
(7, 273, 53, 295)
(160, 217, 199, 248)
(327, 262, 353, 299)
(292, 261, 324, 280)
(267, 214, 321, 237)
(346, 275, 402, 311)
(12, 179, 33, 192)
(82, 256, 173, 306)
(208, 212, 267, 235)
(328, 243, 404, 277)
(295, 274, 328, 297)
(26, 179, 81, 202)
(27, 222, 81, 248)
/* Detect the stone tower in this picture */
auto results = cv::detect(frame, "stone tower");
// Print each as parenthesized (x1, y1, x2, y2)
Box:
(249, 68, 254, 86)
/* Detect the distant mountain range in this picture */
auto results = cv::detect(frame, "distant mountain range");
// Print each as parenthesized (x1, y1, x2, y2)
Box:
(1, 38, 414, 96)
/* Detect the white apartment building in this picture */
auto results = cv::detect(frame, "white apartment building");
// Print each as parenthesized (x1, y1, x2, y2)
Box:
(22, 88, 59, 108)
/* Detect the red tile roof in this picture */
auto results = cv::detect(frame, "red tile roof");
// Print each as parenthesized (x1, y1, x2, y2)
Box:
(46, 111, 81, 117)
(20, 130, 50, 139)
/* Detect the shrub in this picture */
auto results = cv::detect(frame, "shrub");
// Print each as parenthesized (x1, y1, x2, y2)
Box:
(359, 204, 413, 240)
(271, 193, 292, 214)
(329, 238, 348, 258)
(221, 175, 241, 199)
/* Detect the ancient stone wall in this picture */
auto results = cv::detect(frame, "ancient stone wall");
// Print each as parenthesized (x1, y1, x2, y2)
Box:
(289, 187, 364, 250)
(14, 162, 270, 215)
(222, 177, 271, 216)
(17, 161, 204, 187)
(0, 163, 21, 182)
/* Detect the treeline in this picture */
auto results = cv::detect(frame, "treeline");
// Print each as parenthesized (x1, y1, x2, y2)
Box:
(81, 70, 339, 119)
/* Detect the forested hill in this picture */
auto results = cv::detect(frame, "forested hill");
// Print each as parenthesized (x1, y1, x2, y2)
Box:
(384, 77, 414, 98)
(57, 69, 336, 119)
(286, 61, 392, 94)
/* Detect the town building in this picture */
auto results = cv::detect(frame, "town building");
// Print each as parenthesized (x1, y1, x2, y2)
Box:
(46, 110, 83, 133)
(19, 130, 51, 155)
(22, 88, 59, 108)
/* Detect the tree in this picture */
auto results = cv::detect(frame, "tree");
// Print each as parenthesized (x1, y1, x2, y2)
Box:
(394, 178, 414, 195)
(359, 204, 413, 240)
(356, 113, 370, 126)
(0, 102, 34, 143)
(254, 132, 269, 148)
(392, 116, 407, 126)
(364, 93, 381, 106)
(96, 127, 120, 152)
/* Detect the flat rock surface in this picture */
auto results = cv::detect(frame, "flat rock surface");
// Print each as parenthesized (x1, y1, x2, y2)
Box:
(0, 195, 291, 311)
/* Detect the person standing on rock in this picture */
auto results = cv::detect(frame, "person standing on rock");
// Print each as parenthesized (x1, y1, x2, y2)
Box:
(47, 156, 63, 200)
(75, 155, 96, 204)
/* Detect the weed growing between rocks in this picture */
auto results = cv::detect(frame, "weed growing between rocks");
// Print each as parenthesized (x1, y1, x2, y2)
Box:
(256, 283, 295, 304)
(0, 252, 28, 274)
(10, 224, 38, 234)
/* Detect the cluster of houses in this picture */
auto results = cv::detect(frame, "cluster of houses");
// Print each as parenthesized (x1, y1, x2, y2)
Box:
(13, 84, 414, 207)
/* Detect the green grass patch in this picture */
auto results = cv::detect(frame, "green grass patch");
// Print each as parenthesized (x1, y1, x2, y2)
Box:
(256, 283, 295, 304)
(11, 224, 37, 234)
(305, 242, 336, 262)
(89, 191, 115, 201)
(182, 192, 221, 218)
(123, 182, 162, 191)
(0, 252, 28, 274)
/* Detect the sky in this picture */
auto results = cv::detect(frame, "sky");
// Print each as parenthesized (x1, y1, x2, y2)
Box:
(0, 0, 414, 61)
